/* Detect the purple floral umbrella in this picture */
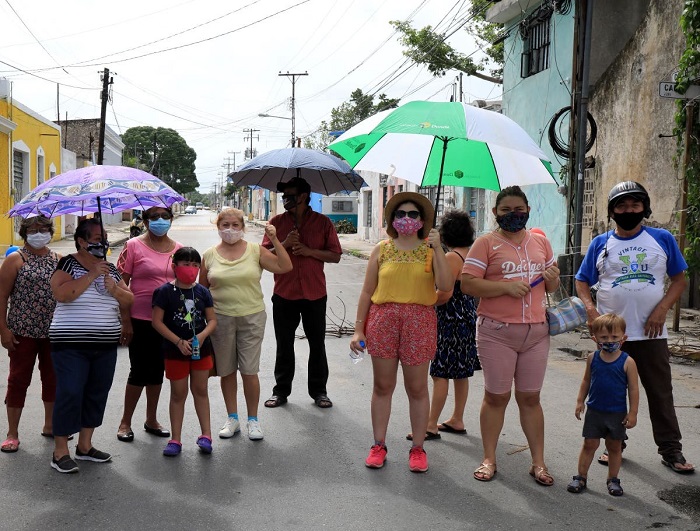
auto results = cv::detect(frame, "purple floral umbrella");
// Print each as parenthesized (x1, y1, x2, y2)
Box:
(7, 165, 185, 219)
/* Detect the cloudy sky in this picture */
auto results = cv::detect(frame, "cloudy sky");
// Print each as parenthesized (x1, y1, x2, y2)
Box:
(0, 0, 499, 192)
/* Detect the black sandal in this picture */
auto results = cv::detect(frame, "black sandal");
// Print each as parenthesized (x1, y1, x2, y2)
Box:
(607, 477, 623, 496)
(661, 452, 695, 474)
(566, 475, 587, 493)
(264, 395, 288, 408)
(314, 395, 333, 408)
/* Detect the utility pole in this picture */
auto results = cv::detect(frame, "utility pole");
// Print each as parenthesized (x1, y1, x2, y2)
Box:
(97, 68, 113, 165)
(279, 71, 308, 147)
(241, 129, 259, 216)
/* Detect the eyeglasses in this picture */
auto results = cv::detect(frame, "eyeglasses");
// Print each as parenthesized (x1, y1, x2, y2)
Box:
(26, 227, 52, 235)
(147, 213, 173, 221)
(282, 195, 297, 202)
(394, 209, 420, 219)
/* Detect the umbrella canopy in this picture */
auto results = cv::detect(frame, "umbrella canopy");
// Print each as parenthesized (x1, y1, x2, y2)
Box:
(229, 148, 365, 195)
(7, 165, 185, 218)
(328, 100, 556, 192)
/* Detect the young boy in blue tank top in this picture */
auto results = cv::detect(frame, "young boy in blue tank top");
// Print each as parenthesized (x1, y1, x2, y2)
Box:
(568, 313, 639, 496)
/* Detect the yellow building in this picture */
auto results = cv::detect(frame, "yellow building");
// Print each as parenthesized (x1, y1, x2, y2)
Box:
(1, 81, 62, 254)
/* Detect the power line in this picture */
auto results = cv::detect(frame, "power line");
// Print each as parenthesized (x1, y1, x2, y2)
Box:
(17, 0, 311, 71)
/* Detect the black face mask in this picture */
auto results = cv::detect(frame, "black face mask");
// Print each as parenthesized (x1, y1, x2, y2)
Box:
(86, 241, 109, 258)
(612, 211, 645, 231)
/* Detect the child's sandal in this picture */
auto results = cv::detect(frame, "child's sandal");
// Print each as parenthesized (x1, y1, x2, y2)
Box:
(566, 475, 587, 493)
(606, 477, 623, 496)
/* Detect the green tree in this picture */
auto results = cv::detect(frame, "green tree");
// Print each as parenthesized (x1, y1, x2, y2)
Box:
(122, 126, 199, 195)
(390, 3, 504, 85)
(330, 89, 399, 130)
(304, 89, 399, 151)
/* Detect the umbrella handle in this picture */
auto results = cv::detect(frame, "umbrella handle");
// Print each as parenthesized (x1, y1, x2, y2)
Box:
(433, 138, 449, 226)
(96, 195, 107, 261)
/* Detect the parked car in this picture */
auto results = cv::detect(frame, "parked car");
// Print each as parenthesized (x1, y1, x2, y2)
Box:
(184, 206, 197, 214)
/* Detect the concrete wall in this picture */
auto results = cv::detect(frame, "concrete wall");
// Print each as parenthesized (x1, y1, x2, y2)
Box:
(587, 0, 685, 244)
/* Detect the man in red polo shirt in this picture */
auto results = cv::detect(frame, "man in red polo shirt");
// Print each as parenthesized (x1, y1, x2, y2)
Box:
(262, 177, 342, 409)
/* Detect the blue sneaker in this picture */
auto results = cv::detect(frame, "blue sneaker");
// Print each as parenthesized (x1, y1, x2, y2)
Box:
(196, 435, 213, 454)
(163, 440, 182, 457)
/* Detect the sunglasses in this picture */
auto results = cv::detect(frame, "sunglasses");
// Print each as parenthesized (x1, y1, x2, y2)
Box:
(147, 213, 173, 221)
(282, 194, 298, 202)
(394, 209, 421, 220)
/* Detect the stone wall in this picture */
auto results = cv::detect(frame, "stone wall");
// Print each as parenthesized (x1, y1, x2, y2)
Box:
(588, 0, 685, 243)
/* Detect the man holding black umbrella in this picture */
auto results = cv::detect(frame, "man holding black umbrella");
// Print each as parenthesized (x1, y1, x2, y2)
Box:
(262, 177, 342, 409)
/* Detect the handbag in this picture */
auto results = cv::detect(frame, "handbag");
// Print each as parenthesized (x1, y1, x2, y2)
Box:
(546, 284, 587, 336)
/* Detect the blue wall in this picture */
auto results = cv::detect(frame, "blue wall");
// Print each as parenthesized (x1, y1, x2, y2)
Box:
(499, 8, 574, 258)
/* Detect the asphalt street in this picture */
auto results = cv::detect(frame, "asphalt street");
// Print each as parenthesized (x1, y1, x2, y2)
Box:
(0, 210, 698, 530)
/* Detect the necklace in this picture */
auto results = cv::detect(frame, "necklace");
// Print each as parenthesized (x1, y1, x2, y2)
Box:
(146, 232, 175, 253)
(496, 228, 527, 245)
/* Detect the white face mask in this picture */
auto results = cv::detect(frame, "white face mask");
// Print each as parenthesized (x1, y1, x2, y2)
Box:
(26, 232, 52, 249)
(219, 228, 244, 245)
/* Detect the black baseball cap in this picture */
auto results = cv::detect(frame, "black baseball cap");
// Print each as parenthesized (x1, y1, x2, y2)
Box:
(276, 177, 311, 195)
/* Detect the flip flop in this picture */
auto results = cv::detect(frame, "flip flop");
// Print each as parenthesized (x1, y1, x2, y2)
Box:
(406, 431, 441, 441)
(1, 438, 19, 453)
(438, 422, 467, 435)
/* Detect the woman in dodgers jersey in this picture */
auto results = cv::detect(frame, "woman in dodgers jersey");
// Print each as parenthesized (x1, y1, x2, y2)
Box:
(461, 186, 560, 486)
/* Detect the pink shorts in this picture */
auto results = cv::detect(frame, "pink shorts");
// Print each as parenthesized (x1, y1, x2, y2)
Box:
(476, 317, 550, 394)
(366, 303, 437, 366)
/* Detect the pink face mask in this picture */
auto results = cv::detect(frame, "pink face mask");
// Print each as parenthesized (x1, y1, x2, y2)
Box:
(219, 228, 244, 244)
(174, 265, 199, 285)
(392, 217, 423, 236)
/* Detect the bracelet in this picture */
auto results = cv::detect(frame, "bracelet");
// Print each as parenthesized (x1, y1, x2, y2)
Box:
(355, 319, 364, 323)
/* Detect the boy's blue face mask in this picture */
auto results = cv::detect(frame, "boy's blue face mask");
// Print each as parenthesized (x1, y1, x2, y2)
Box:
(148, 218, 171, 237)
(598, 341, 621, 353)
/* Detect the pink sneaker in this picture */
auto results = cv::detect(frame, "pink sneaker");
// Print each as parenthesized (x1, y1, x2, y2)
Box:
(365, 444, 387, 468)
(409, 446, 428, 473)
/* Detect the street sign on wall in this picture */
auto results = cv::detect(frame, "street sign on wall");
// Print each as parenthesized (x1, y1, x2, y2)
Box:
(659, 82, 700, 99)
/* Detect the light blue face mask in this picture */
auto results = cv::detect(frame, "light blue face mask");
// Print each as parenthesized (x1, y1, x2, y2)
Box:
(148, 218, 171, 237)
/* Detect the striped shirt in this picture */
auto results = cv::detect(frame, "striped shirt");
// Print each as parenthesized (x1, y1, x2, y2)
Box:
(262, 209, 342, 301)
(49, 255, 123, 345)
(462, 231, 554, 324)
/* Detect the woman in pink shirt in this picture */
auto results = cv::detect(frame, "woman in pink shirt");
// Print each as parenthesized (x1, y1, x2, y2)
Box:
(461, 186, 560, 486)
(115, 207, 183, 442)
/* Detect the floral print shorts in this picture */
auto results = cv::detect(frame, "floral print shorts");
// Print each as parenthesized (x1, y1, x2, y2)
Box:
(366, 303, 437, 366)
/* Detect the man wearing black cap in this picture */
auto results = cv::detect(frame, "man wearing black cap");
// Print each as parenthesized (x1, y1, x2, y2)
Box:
(575, 181, 694, 474)
(261, 177, 342, 409)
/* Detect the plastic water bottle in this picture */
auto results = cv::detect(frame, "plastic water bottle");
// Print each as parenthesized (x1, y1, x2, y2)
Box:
(191, 336, 201, 360)
(349, 341, 366, 364)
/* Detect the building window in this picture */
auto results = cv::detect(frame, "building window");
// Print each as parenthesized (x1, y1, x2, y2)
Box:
(520, 5, 553, 78)
(332, 200, 352, 212)
(37, 154, 45, 185)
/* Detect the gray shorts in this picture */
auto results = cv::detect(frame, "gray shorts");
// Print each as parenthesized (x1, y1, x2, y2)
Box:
(209, 310, 266, 377)
(582, 407, 627, 440)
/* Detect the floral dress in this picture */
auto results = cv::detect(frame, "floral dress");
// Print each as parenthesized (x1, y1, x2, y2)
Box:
(430, 251, 480, 379)
(7, 248, 59, 338)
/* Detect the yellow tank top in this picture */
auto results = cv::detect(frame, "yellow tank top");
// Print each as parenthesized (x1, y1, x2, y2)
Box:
(371, 239, 437, 306)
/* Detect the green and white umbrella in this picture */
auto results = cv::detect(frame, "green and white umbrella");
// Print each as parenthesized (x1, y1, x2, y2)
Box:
(328, 100, 556, 199)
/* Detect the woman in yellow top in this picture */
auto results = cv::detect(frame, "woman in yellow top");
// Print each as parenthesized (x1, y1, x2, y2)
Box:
(200, 209, 292, 441)
(350, 192, 451, 473)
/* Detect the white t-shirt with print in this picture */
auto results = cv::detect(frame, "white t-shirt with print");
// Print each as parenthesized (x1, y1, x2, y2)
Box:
(575, 227, 687, 341)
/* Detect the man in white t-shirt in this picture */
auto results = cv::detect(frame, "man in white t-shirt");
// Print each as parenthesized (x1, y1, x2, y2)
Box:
(575, 181, 694, 474)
